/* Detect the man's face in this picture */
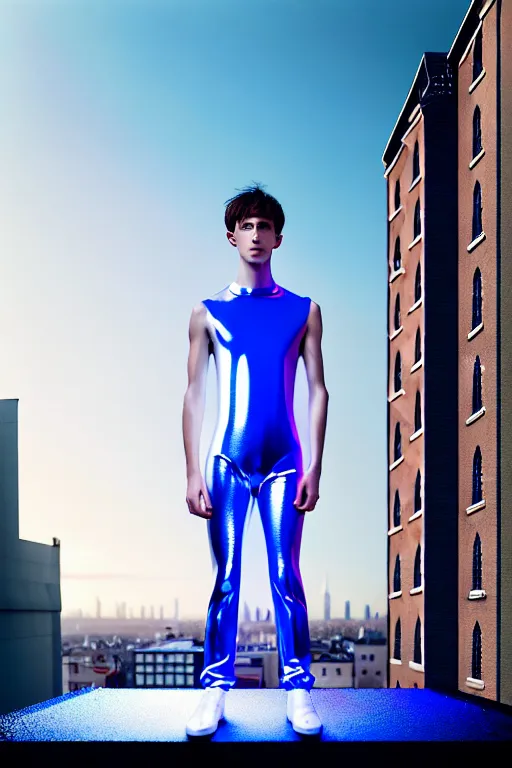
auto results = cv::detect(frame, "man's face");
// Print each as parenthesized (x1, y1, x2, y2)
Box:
(227, 216, 282, 263)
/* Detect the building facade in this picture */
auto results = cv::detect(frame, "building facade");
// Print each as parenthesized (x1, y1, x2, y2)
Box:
(383, 0, 511, 706)
(0, 399, 62, 715)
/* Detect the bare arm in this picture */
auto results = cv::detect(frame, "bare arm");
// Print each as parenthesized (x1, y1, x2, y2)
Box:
(294, 300, 329, 512)
(182, 302, 213, 517)
(303, 300, 329, 471)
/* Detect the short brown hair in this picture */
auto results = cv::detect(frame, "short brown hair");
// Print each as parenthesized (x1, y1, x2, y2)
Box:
(224, 183, 285, 236)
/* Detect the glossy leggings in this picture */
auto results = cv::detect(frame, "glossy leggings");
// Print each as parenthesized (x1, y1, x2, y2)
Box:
(200, 453, 315, 691)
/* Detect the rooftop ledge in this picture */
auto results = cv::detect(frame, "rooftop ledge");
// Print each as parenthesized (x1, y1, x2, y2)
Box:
(0, 687, 511, 750)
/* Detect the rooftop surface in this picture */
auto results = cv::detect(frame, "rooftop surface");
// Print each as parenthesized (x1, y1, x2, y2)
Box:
(1, 686, 511, 744)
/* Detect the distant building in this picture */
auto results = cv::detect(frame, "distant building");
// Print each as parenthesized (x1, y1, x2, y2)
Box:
(344, 600, 351, 620)
(353, 630, 387, 688)
(324, 575, 331, 621)
(364, 604, 371, 621)
(311, 659, 353, 688)
(243, 601, 251, 623)
(132, 639, 203, 689)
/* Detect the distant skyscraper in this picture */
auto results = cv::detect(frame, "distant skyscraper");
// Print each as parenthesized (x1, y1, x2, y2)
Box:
(243, 602, 251, 623)
(150, 605, 154, 620)
(96, 596, 101, 619)
(344, 600, 351, 620)
(129, 607, 133, 619)
(174, 598, 179, 621)
(141, 606, 145, 620)
(364, 604, 370, 620)
(265, 608, 272, 622)
(324, 574, 331, 621)
(255, 606, 261, 622)
(159, 605, 164, 620)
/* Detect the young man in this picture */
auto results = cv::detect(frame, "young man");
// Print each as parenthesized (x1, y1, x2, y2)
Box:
(182, 185, 329, 737)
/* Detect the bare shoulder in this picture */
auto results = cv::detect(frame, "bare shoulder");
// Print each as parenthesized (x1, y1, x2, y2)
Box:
(188, 301, 208, 338)
(306, 300, 323, 332)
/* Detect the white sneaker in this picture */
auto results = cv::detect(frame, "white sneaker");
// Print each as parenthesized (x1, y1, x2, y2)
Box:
(185, 687, 227, 737)
(287, 689, 322, 735)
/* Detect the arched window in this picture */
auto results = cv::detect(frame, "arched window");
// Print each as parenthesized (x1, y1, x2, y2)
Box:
(414, 469, 422, 513)
(414, 391, 422, 432)
(394, 618, 401, 660)
(394, 351, 402, 392)
(394, 179, 401, 210)
(472, 181, 483, 240)
(394, 294, 401, 331)
(472, 446, 483, 505)
(393, 554, 401, 592)
(472, 533, 482, 591)
(472, 355, 483, 413)
(414, 328, 422, 363)
(472, 622, 482, 679)
(394, 423, 402, 461)
(473, 106, 482, 158)
(393, 489, 401, 527)
(413, 545, 422, 589)
(413, 617, 422, 665)
(472, 268, 482, 329)
(473, 28, 483, 82)
(393, 237, 401, 271)
(414, 262, 422, 303)
(413, 199, 421, 239)
(412, 140, 420, 181)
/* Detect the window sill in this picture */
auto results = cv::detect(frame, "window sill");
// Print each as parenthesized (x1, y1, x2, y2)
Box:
(468, 321, 484, 340)
(409, 175, 422, 192)
(465, 676, 485, 690)
(408, 297, 423, 314)
(469, 68, 486, 94)
(411, 358, 423, 373)
(466, 406, 486, 425)
(469, 148, 485, 169)
(390, 326, 403, 341)
(408, 234, 423, 251)
(389, 388, 405, 403)
(389, 456, 404, 471)
(466, 498, 486, 515)
(408, 509, 423, 522)
(408, 661, 424, 673)
(389, 658, 402, 665)
(389, 205, 403, 222)
(467, 231, 486, 252)
(410, 585, 423, 595)
(409, 427, 423, 442)
(469, 589, 486, 600)
(389, 267, 405, 283)
(389, 590, 402, 599)
(388, 525, 403, 537)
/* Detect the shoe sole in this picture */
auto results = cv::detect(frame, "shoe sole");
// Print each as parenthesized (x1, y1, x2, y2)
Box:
(186, 711, 225, 738)
(287, 715, 322, 736)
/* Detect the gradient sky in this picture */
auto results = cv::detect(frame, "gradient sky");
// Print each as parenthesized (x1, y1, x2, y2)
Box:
(0, 0, 470, 620)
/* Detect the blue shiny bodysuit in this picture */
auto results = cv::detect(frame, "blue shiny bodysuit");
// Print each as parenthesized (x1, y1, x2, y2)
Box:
(199, 279, 315, 691)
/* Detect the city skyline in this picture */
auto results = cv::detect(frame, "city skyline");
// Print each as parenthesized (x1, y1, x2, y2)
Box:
(0, 0, 470, 620)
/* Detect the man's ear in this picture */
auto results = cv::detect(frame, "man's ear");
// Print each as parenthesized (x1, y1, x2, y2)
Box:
(273, 234, 283, 249)
(226, 231, 237, 247)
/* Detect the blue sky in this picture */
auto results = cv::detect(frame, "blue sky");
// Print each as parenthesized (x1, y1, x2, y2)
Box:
(0, 0, 470, 620)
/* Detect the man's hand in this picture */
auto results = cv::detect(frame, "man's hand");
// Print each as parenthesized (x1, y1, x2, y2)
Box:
(186, 473, 213, 519)
(293, 466, 321, 512)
